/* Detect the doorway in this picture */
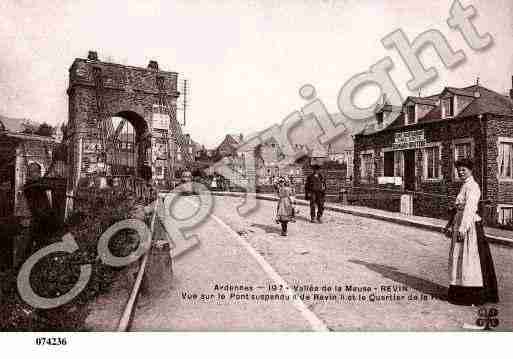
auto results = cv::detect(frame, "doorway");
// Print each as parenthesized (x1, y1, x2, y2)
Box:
(403, 149, 416, 191)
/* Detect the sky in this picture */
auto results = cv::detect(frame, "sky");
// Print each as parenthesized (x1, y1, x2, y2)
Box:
(1, 0, 512, 147)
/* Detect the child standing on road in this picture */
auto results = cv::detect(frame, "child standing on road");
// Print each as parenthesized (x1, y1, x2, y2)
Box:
(274, 176, 296, 236)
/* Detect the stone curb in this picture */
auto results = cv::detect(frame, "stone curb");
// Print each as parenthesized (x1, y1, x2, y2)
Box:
(212, 192, 513, 247)
(117, 199, 159, 331)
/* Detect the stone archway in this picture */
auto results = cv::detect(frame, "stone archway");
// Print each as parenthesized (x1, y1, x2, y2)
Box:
(105, 111, 151, 180)
(66, 51, 180, 188)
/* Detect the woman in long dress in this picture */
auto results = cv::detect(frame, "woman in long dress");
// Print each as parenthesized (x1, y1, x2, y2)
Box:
(445, 158, 499, 306)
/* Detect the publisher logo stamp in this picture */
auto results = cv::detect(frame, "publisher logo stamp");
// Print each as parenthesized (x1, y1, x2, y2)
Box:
(476, 307, 499, 330)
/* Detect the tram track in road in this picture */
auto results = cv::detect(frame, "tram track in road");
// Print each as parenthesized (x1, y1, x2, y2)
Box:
(124, 194, 513, 330)
(208, 212, 330, 332)
(124, 192, 329, 331)
(180, 195, 330, 332)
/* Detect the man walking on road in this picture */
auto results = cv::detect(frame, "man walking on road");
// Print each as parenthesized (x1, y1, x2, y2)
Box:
(305, 164, 326, 223)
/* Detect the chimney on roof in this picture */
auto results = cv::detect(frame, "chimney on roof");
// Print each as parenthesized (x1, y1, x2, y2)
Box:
(87, 51, 98, 61)
(148, 60, 159, 70)
(239, 133, 243, 142)
(376, 111, 385, 129)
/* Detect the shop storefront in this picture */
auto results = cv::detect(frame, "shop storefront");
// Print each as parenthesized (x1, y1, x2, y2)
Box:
(353, 82, 513, 228)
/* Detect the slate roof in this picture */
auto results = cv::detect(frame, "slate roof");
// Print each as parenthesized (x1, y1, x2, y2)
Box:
(406, 96, 439, 106)
(216, 134, 242, 153)
(444, 87, 476, 97)
(227, 134, 243, 144)
(358, 110, 403, 136)
(361, 84, 513, 135)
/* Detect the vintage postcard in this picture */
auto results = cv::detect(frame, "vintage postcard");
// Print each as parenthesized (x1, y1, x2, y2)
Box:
(1, 1, 513, 346)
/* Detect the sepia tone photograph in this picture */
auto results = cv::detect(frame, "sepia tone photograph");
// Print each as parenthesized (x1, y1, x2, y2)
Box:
(1, 1, 513, 350)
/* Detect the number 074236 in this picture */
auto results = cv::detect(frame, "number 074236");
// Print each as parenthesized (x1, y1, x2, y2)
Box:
(35, 337, 68, 346)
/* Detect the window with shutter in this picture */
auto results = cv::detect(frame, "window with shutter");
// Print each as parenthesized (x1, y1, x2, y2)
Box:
(360, 152, 373, 183)
(498, 205, 513, 225)
(406, 105, 416, 125)
(498, 140, 513, 180)
(383, 152, 394, 177)
(394, 151, 404, 177)
(455, 143, 469, 160)
(424, 145, 441, 180)
(434, 147, 440, 178)
(442, 97, 455, 118)
(452, 139, 474, 181)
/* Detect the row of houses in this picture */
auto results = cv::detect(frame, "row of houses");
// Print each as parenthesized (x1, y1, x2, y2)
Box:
(152, 132, 203, 182)
(210, 76, 513, 229)
(210, 120, 354, 191)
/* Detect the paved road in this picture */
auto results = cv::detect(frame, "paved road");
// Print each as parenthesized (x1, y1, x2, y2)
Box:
(131, 194, 313, 331)
(132, 194, 513, 331)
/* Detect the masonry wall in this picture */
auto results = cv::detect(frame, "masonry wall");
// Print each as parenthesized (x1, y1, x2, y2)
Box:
(483, 115, 513, 226)
(352, 116, 505, 224)
(0, 136, 57, 219)
(15, 140, 56, 218)
(67, 57, 179, 187)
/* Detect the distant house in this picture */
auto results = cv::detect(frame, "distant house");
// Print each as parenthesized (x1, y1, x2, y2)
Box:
(255, 137, 285, 185)
(0, 117, 61, 220)
(151, 132, 203, 180)
(216, 133, 244, 157)
(213, 133, 246, 186)
(174, 133, 202, 168)
(327, 144, 353, 178)
(194, 146, 216, 163)
(1, 116, 70, 270)
(285, 112, 362, 179)
(243, 114, 359, 188)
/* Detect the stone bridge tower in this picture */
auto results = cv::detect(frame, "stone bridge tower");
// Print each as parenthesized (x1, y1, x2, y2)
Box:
(66, 51, 181, 189)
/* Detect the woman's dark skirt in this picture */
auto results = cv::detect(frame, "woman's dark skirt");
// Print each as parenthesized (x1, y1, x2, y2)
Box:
(448, 222, 499, 306)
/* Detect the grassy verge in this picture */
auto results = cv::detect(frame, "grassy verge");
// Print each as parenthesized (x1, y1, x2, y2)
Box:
(0, 188, 151, 331)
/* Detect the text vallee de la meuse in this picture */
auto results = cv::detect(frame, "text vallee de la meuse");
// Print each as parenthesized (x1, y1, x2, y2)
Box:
(213, 284, 409, 292)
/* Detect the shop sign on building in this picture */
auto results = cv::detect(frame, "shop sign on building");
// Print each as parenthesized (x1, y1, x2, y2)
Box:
(153, 141, 167, 159)
(152, 104, 170, 130)
(392, 129, 426, 150)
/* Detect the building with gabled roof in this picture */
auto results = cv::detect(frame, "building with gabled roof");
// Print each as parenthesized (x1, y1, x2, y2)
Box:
(353, 78, 513, 227)
(1, 117, 62, 220)
(216, 133, 244, 157)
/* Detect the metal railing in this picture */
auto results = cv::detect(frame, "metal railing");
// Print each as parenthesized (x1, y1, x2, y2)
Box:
(76, 175, 156, 205)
